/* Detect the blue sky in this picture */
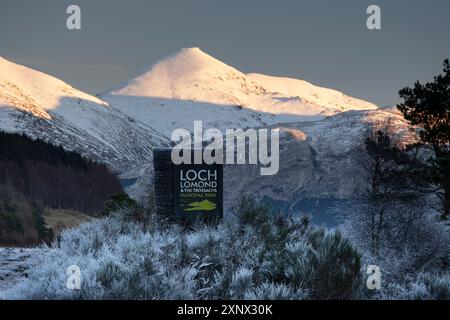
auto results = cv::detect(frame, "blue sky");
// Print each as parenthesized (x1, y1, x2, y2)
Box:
(1, 0, 449, 106)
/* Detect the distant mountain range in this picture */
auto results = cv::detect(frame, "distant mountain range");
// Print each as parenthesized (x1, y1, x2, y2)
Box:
(0, 48, 413, 214)
(100, 47, 378, 137)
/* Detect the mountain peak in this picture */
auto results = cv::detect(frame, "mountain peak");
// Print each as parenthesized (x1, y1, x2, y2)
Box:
(162, 47, 230, 71)
(102, 48, 378, 125)
(183, 46, 203, 52)
(177, 47, 207, 55)
(107, 47, 243, 99)
(170, 47, 219, 61)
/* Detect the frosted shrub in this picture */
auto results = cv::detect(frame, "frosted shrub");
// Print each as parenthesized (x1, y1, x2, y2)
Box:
(382, 273, 450, 300)
(290, 230, 361, 299)
(2, 200, 363, 300)
(245, 282, 308, 300)
(341, 202, 450, 297)
(230, 267, 254, 299)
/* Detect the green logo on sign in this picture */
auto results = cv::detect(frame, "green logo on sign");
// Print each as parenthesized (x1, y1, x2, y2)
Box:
(183, 200, 217, 212)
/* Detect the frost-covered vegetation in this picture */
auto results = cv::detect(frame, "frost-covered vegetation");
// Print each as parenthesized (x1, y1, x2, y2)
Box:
(336, 119, 450, 300)
(1, 197, 449, 300)
(2, 199, 363, 300)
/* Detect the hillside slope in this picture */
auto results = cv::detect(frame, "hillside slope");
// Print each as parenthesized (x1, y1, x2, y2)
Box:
(0, 57, 168, 176)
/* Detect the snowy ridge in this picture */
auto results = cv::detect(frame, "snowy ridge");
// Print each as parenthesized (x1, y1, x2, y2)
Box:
(0, 56, 169, 175)
(102, 48, 378, 137)
(247, 73, 377, 114)
(0, 57, 104, 117)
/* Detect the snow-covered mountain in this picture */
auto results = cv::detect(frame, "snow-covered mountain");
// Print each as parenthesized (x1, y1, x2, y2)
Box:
(0, 56, 168, 176)
(1, 48, 410, 214)
(101, 47, 378, 137)
(99, 48, 401, 207)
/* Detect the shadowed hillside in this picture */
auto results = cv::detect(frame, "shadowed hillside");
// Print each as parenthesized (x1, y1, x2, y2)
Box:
(0, 132, 123, 246)
(0, 132, 123, 213)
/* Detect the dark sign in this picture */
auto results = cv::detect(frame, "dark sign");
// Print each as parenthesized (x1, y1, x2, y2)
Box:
(153, 149, 223, 219)
(173, 163, 223, 219)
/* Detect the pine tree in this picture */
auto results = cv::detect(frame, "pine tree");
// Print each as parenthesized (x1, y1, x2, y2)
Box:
(397, 59, 450, 219)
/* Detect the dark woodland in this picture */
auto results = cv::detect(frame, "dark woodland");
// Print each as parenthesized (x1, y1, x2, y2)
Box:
(0, 131, 122, 213)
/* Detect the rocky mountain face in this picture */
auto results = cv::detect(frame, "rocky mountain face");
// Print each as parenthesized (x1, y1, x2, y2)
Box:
(224, 108, 414, 219)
